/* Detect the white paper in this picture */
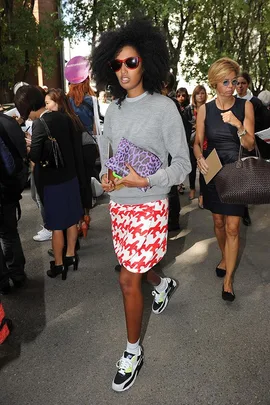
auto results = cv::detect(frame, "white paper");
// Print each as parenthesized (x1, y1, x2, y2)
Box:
(255, 128, 270, 144)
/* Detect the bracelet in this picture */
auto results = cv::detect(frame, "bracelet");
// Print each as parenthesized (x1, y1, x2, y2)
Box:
(146, 177, 152, 188)
(237, 128, 247, 138)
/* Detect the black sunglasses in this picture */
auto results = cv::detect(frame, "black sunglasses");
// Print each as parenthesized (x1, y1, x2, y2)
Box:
(109, 57, 142, 72)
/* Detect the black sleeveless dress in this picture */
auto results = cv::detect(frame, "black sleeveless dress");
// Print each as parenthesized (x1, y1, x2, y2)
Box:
(202, 98, 246, 216)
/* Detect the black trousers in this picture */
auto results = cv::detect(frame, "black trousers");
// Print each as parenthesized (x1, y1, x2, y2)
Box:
(168, 185, 181, 224)
(0, 202, 26, 284)
(189, 146, 197, 190)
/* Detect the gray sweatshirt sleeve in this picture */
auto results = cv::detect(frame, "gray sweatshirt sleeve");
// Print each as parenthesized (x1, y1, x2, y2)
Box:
(148, 102, 191, 187)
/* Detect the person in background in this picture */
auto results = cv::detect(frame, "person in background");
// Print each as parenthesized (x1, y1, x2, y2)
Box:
(98, 91, 110, 119)
(258, 90, 270, 110)
(15, 85, 83, 281)
(67, 61, 100, 229)
(256, 90, 270, 161)
(162, 72, 188, 231)
(0, 114, 27, 294)
(176, 87, 190, 112)
(184, 85, 207, 206)
(194, 57, 254, 302)
(175, 87, 190, 194)
(92, 18, 191, 392)
(236, 72, 269, 226)
(45, 88, 93, 238)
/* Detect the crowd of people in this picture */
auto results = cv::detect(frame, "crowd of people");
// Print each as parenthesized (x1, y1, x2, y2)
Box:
(1, 17, 270, 391)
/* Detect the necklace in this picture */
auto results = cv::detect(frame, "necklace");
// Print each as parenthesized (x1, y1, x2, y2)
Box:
(216, 97, 234, 111)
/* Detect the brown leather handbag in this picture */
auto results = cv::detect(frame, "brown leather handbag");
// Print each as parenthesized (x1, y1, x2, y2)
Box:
(215, 144, 270, 205)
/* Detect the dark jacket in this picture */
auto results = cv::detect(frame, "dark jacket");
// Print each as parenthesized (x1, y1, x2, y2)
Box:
(30, 111, 92, 207)
(30, 111, 81, 200)
(0, 114, 27, 204)
(249, 97, 270, 159)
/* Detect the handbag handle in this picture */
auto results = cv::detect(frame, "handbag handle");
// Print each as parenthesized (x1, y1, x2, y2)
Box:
(236, 140, 261, 168)
(40, 116, 53, 139)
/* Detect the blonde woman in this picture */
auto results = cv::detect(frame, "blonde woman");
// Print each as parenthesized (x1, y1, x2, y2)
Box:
(193, 57, 255, 301)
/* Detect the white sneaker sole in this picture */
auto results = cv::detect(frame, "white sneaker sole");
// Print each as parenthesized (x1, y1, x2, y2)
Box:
(33, 235, 52, 242)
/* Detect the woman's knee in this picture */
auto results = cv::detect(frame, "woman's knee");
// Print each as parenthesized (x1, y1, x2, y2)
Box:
(119, 270, 141, 296)
(213, 217, 225, 231)
(225, 218, 240, 237)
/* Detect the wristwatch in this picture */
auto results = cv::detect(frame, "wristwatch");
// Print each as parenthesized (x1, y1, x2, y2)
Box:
(237, 128, 247, 138)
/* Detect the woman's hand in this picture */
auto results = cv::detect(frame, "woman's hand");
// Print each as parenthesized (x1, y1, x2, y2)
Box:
(114, 164, 148, 189)
(25, 132, 31, 147)
(197, 156, 209, 175)
(101, 174, 115, 192)
(221, 111, 241, 129)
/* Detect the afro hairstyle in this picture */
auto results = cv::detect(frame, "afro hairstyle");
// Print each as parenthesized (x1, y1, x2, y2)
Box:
(91, 19, 169, 101)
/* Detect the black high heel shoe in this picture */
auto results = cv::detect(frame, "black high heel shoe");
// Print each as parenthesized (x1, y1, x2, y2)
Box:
(222, 286, 235, 302)
(64, 255, 79, 271)
(47, 261, 67, 280)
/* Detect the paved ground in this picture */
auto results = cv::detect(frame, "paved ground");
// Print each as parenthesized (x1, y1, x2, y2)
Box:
(1, 186, 270, 405)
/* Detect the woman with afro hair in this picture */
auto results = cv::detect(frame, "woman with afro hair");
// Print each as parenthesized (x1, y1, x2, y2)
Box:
(91, 18, 191, 392)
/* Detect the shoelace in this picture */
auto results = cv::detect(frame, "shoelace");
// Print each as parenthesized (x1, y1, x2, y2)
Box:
(116, 356, 134, 375)
(152, 290, 165, 304)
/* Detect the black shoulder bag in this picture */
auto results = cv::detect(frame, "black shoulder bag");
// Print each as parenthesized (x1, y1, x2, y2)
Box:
(39, 117, 65, 169)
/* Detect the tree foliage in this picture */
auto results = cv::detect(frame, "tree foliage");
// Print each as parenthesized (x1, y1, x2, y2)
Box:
(0, 0, 65, 103)
(62, 0, 201, 78)
(63, 0, 270, 93)
(183, 0, 270, 94)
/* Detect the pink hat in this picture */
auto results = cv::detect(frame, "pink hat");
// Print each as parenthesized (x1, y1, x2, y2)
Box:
(64, 56, 90, 84)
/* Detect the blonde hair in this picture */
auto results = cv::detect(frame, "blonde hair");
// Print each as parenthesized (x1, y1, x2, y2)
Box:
(208, 57, 240, 89)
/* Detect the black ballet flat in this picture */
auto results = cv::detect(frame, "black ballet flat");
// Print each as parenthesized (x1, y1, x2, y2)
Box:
(216, 267, 226, 278)
(222, 287, 235, 302)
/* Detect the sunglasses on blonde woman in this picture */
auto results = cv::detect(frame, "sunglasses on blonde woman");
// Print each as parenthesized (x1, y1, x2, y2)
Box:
(109, 57, 142, 72)
(222, 79, 238, 87)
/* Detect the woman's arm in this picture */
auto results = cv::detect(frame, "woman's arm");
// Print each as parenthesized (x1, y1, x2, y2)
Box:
(28, 119, 47, 163)
(221, 100, 255, 151)
(238, 100, 255, 151)
(193, 104, 209, 175)
(147, 102, 191, 188)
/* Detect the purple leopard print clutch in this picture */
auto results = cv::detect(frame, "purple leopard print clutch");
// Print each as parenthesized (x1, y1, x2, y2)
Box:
(105, 137, 162, 191)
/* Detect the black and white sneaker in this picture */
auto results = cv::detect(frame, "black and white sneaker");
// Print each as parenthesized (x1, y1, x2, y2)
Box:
(152, 277, 177, 314)
(112, 346, 144, 392)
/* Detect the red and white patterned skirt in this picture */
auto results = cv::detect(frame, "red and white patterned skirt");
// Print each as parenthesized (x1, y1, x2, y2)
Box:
(109, 199, 168, 273)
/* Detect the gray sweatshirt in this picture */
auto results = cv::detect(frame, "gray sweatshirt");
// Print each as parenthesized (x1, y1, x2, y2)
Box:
(99, 92, 191, 204)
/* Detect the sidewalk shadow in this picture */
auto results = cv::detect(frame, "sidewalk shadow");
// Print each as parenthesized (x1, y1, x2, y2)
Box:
(141, 196, 194, 342)
(0, 191, 46, 371)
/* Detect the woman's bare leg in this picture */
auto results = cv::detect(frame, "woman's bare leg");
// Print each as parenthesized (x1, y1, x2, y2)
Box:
(146, 268, 161, 286)
(212, 213, 226, 269)
(66, 224, 78, 257)
(52, 230, 64, 265)
(119, 267, 143, 343)
(224, 215, 241, 293)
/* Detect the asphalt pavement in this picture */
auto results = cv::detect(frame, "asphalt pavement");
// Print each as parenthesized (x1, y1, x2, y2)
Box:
(1, 186, 270, 405)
